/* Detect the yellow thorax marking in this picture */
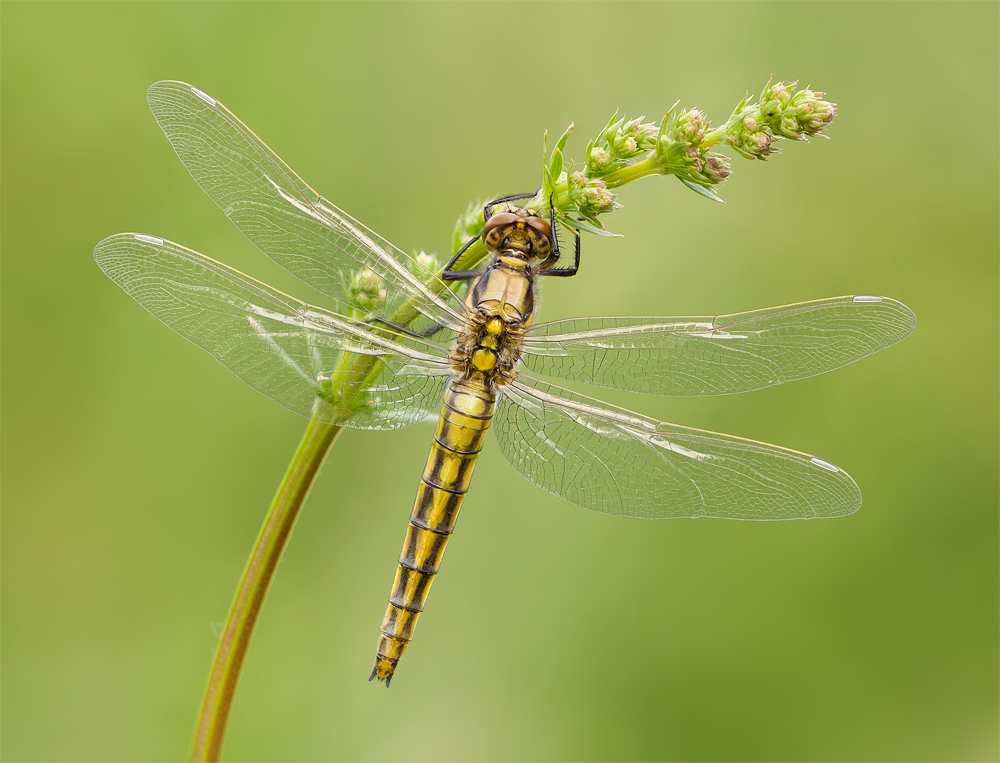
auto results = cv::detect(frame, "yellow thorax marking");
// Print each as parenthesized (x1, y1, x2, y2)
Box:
(498, 255, 529, 269)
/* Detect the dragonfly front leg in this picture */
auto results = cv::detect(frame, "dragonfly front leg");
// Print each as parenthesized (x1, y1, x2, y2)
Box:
(442, 233, 488, 282)
(537, 227, 581, 277)
(483, 188, 540, 220)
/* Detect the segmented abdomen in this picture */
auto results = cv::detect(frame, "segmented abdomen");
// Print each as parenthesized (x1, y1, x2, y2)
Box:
(371, 376, 497, 684)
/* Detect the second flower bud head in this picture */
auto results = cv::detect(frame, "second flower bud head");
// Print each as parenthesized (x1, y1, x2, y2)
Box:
(450, 74, 836, 260)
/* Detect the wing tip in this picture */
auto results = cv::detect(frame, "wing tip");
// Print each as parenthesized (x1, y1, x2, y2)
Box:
(93, 232, 133, 262)
(147, 79, 217, 110)
(855, 294, 918, 341)
(820, 460, 862, 519)
(147, 79, 183, 102)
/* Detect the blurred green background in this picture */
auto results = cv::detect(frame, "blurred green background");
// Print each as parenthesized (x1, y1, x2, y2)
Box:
(2, 2, 997, 761)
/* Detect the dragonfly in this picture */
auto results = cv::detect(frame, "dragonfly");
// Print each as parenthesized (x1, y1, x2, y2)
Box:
(94, 81, 916, 686)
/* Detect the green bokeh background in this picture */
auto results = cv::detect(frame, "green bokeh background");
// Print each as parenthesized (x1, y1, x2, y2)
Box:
(2, 2, 997, 760)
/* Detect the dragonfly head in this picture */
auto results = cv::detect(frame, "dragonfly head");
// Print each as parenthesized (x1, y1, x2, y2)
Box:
(482, 207, 553, 264)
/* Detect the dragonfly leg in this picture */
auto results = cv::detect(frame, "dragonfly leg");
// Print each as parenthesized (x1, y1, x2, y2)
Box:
(548, 195, 561, 259)
(442, 234, 487, 282)
(442, 269, 485, 281)
(367, 317, 448, 339)
(537, 226, 581, 277)
(484, 188, 540, 220)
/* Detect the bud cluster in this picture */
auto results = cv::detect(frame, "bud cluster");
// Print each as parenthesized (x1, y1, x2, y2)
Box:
(410, 250, 442, 282)
(347, 251, 450, 319)
(724, 79, 837, 160)
(567, 171, 620, 218)
(723, 98, 775, 160)
(557, 77, 834, 213)
(585, 114, 659, 175)
(655, 106, 733, 192)
(407, 248, 467, 303)
(759, 80, 837, 141)
(451, 76, 836, 253)
(348, 267, 388, 317)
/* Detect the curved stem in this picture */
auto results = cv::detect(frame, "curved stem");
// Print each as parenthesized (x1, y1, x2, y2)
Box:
(189, 231, 470, 760)
(601, 154, 663, 188)
(190, 420, 344, 762)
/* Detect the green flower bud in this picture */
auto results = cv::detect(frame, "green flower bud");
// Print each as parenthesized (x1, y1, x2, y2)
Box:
(701, 151, 732, 184)
(761, 80, 792, 109)
(570, 171, 619, 216)
(750, 130, 774, 153)
(791, 89, 836, 138)
(588, 145, 614, 173)
(724, 110, 777, 161)
(628, 120, 659, 152)
(412, 250, 440, 277)
(653, 136, 703, 187)
(758, 80, 837, 141)
(610, 130, 644, 158)
(685, 145, 702, 172)
(410, 249, 459, 296)
(598, 116, 658, 161)
(349, 267, 388, 315)
(675, 109, 707, 145)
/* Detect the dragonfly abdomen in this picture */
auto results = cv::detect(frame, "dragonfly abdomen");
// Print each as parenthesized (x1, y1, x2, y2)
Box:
(372, 241, 535, 685)
(371, 377, 497, 685)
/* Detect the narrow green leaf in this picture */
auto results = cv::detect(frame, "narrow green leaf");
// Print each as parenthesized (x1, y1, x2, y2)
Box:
(678, 177, 725, 203)
(549, 147, 563, 182)
(566, 214, 623, 237)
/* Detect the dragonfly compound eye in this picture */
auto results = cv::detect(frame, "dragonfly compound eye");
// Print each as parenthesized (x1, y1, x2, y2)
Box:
(525, 215, 552, 240)
(481, 212, 519, 250)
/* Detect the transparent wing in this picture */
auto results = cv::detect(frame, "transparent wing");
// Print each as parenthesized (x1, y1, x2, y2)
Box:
(521, 296, 916, 396)
(94, 233, 453, 430)
(494, 374, 861, 519)
(145, 80, 466, 330)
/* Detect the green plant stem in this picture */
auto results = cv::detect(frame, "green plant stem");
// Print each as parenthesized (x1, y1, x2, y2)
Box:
(188, 233, 472, 761)
(701, 126, 727, 148)
(190, 419, 344, 762)
(601, 155, 663, 188)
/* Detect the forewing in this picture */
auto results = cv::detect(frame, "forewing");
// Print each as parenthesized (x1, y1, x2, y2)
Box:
(94, 233, 452, 429)
(494, 375, 861, 519)
(145, 80, 465, 329)
(521, 296, 916, 396)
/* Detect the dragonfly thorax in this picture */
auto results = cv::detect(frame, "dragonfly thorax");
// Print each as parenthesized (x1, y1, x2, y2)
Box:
(452, 258, 533, 389)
